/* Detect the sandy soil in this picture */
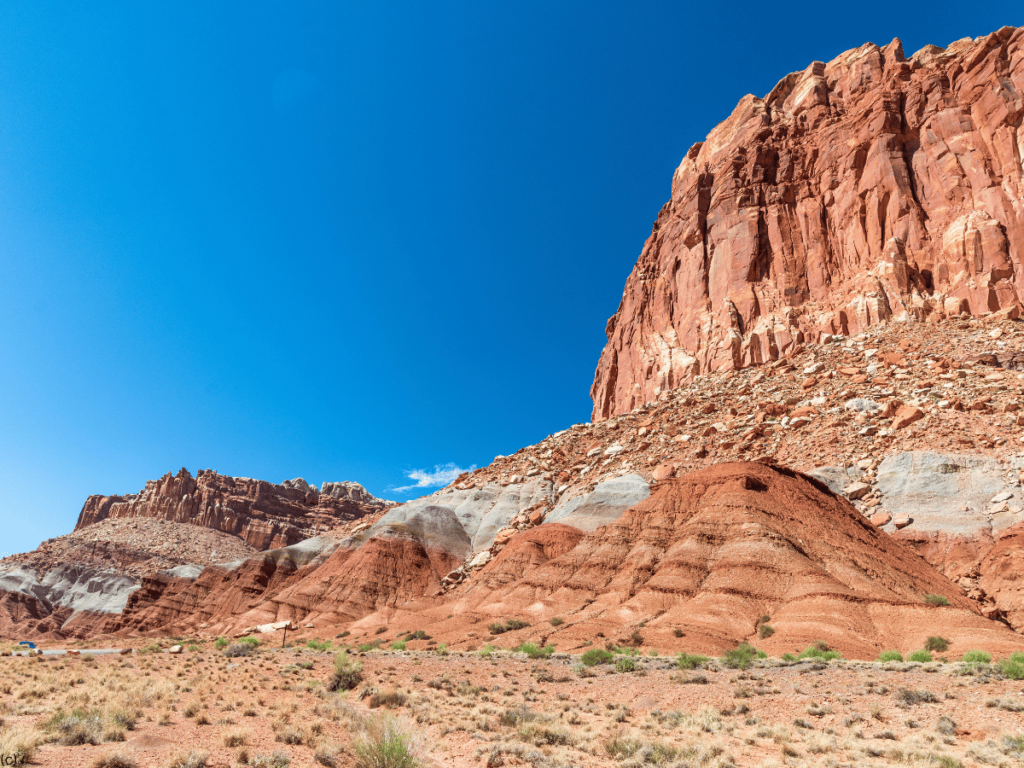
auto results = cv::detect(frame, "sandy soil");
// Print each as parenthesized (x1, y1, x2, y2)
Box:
(3, 639, 1024, 767)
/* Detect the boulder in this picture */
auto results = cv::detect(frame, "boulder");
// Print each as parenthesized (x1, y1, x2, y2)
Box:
(892, 406, 925, 430)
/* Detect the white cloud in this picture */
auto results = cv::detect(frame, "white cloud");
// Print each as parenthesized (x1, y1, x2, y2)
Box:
(393, 462, 476, 493)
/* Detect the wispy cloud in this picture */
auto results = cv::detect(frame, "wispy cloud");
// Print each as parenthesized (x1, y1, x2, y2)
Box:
(393, 462, 476, 493)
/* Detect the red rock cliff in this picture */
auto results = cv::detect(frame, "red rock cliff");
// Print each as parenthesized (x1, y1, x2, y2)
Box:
(592, 27, 1024, 420)
(74, 469, 391, 550)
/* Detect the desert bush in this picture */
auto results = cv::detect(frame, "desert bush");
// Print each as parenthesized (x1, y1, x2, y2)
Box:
(759, 624, 775, 639)
(214, 637, 229, 650)
(961, 650, 991, 664)
(908, 650, 933, 663)
(0, 724, 43, 763)
(477, 644, 495, 658)
(516, 643, 553, 659)
(721, 643, 761, 670)
(238, 636, 260, 647)
(223, 728, 250, 747)
(924, 594, 950, 606)
(328, 650, 363, 692)
(878, 650, 903, 663)
(249, 754, 290, 768)
(91, 753, 138, 768)
(369, 689, 407, 709)
(307, 639, 332, 652)
(516, 723, 575, 747)
(549, 617, 564, 626)
(936, 715, 956, 735)
(390, 640, 406, 651)
(43, 708, 104, 745)
(581, 648, 614, 667)
(488, 619, 529, 635)
(435, 643, 448, 656)
(1001, 652, 1024, 680)
(223, 643, 253, 658)
(925, 636, 951, 652)
(166, 751, 209, 768)
(614, 657, 637, 673)
(352, 713, 422, 768)
(797, 643, 841, 661)
(986, 697, 1024, 712)
(896, 688, 939, 706)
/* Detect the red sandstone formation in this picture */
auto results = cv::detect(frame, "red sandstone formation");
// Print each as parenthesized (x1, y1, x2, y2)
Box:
(592, 26, 1024, 419)
(101, 462, 1024, 659)
(445, 461, 1020, 658)
(75, 468, 390, 550)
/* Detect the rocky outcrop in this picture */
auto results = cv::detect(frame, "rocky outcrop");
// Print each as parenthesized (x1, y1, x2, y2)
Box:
(592, 26, 1024, 419)
(75, 468, 391, 550)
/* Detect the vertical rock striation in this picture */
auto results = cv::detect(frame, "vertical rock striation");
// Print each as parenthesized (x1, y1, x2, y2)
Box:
(593, 27, 1024, 419)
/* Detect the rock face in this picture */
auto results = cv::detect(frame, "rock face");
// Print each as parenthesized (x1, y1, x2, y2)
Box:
(75, 468, 391, 550)
(592, 26, 1024, 420)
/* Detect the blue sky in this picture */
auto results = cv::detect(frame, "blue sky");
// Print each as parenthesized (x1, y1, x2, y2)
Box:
(0, 1, 1020, 554)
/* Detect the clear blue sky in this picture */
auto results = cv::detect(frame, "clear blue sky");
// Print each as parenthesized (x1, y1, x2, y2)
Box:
(0, 1, 1019, 555)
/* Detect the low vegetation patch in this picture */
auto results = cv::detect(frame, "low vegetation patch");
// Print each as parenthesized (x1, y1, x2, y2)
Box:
(721, 643, 763, 670)
(878, 650, 903, 663)
(487, 619, 530, 635)
(581, 648, 614, 667)
(924, 594, 951, 606)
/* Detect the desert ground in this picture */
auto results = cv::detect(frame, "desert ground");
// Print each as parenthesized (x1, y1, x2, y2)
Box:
(3, 635, 1024, 768)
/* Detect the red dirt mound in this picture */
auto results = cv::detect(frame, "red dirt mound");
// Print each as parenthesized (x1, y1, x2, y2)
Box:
(441, 461, 1024, 658)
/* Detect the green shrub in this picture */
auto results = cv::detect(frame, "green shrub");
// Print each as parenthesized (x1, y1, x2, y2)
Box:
(214, 637, 229, 650)
(374, 627, 387, 635)
(436, 643, 448, 656)
(581, 649, 614, 667)
(721, 644, 760, 670)
(477, 644, 495, 658)
(357, 640, 381, 652)
(925, 636, 951, 653)
(328, 651, 363, 692)
(924, 594, 950, 606)
(352, 714, 421, 768)
(238, 636, 260, 647)
(878, 650, 903, 663)
(1000, 652, 1024, 680)
(781, 653, 796, 662)
(675, 653, 709, 670)
(505, 619, 529, 631)
(759, 624, 775, 639)
(797, 644, 841, 662)
(961, 650, 991, 664)
(549, 617, 564, 627)
(306, 638, 332, 652)
(390, 640, 406, 651)
(908, 649, 933, 663)
(516, 643, 553, 659)
(615, 657, 637, 673)
(407, 630, 430, 641)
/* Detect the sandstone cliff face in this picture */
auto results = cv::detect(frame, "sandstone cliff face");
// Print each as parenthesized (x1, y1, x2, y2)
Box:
(592, 26, 1024, 419)
(75, 469, 391, 550)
